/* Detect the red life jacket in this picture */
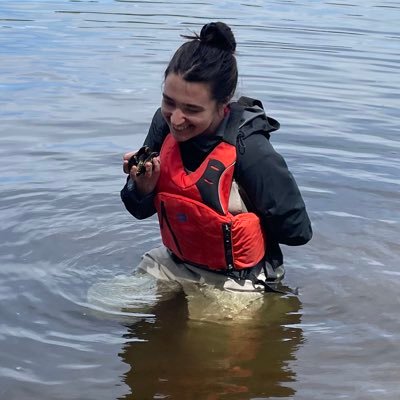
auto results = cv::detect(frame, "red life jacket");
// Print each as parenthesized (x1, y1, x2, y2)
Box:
(154, 133, 266, 271)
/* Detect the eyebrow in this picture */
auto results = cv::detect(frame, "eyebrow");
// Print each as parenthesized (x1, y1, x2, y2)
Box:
(162, 93, 205, 111)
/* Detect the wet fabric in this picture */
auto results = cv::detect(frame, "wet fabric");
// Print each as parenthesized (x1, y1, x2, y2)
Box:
(136, 246, 268, 321)
(137, 246, 267, 293)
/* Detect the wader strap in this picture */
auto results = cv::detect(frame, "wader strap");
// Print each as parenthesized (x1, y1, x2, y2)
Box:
(255, 263, 299, 295)
(254, 277, 299, 295)
(245, 261, 297, 295)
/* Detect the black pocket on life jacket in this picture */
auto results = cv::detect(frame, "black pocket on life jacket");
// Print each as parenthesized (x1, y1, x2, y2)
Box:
(160, 200, 183, 256)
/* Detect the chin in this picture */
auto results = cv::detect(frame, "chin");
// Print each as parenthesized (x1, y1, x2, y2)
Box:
(171, 130, 197, 142)
(172, 134, 189, 142)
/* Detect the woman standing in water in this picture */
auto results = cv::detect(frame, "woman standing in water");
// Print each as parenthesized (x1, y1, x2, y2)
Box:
(121, 22, 312, 295)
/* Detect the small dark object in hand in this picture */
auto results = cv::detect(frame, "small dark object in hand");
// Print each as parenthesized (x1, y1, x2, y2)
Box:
(128, 146, 159, 176)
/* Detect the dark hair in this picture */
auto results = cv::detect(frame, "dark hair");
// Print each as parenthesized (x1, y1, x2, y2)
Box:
(164, 22, 238, 104)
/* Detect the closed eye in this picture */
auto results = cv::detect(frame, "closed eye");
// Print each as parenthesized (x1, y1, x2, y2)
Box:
(184, 106, 202, 114)
(162, 96, 175, 107)
(162, 94, 204, 114)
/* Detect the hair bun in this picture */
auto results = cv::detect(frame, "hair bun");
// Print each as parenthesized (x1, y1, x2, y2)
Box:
(199, 22, 236, 53)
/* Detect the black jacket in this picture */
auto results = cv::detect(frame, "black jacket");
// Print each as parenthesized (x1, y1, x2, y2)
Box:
(121, 99, 312, 269)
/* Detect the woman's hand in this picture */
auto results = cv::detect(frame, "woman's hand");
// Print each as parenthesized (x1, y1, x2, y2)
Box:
(123, 151, 161, 196)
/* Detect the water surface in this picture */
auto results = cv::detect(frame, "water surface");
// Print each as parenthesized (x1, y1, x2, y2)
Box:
(1, 1, 399, 399)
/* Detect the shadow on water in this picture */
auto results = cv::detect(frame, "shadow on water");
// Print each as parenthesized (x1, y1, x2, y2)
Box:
(118, 291, 303, 399)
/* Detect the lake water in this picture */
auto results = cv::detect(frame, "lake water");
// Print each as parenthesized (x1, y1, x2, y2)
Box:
(1, 0, 399, 399)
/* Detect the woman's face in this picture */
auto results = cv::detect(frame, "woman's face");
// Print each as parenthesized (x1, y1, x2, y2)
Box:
(161, 73, 226, 142)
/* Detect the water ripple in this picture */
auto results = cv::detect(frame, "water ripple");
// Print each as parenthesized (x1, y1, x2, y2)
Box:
(1, 0, 400, 398)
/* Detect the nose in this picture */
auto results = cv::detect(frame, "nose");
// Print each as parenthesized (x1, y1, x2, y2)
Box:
(170, 109, 185, 126)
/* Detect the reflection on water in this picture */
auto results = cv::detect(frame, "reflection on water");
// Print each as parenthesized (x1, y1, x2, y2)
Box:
(1, 0, 400, 399)
(120, 291, 303, 399)
(87, 273, 303, 398)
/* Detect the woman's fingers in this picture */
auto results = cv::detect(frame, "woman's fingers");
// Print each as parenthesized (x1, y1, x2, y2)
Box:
(123, 151, 137, 174)
(144, 156, 160, 178)
(151, 156, 161, 175)
(129, 166, 138, 180)
(124, 151, 160, 194)
(123, 151, 136, 161)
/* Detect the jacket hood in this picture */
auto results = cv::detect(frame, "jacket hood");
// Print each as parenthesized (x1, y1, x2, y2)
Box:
(237, 97, 280, 139)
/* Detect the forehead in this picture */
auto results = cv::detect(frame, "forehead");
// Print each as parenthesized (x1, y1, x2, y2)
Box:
(163, 73, 214, 107)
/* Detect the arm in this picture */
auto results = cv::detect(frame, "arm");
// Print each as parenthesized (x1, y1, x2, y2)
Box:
(120, 108, 169, 219)
(142, 108, 170, 152)
(236, 134, 312, 246)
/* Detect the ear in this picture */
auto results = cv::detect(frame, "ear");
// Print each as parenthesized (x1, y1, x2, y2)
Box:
(217, 102, 229, 117)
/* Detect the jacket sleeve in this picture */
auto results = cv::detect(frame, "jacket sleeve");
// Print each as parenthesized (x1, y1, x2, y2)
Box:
(236, 134, 312, 246)
(120, 108, 169, 220)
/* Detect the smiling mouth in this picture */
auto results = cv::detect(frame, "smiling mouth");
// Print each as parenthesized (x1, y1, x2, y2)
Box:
(172, 125, 189, 132)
